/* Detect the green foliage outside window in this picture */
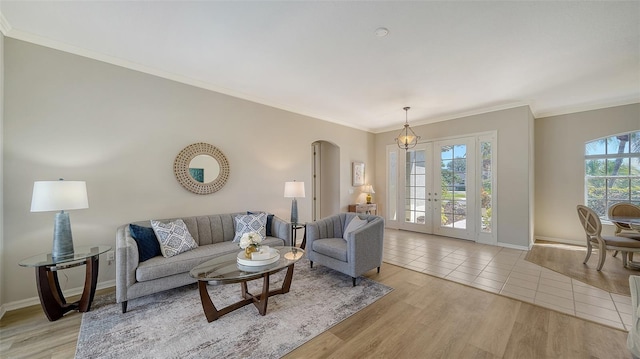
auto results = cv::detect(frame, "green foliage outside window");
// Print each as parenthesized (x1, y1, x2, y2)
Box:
(585, 131, 640, 217)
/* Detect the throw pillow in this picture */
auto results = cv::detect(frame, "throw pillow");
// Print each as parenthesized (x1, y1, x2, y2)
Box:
(129, 224, 162, 262)
(233, 212, 268, 242)
(247, 211, 274, 236)
(343, 216, 368, 240)
(150, 219, 198, 258)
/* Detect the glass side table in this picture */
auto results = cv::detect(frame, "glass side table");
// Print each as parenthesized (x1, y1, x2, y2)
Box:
(291, 224, 305, 248)
(19, 245, 111, 321)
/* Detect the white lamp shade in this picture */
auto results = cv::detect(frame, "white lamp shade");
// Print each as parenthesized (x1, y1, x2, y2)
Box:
(362, 185, 375, 194)
(284, 181, 305, 198)
(31, 180, 89, 212)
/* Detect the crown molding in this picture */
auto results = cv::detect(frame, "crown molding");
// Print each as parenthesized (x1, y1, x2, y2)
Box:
(534, 97, 640, 119)
(0, 11, 12, 36)
(373, 102, 531, 134)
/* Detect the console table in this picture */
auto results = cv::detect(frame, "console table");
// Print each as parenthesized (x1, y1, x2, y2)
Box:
(349, 203, 377, 215)
(19, 245, 111, 321)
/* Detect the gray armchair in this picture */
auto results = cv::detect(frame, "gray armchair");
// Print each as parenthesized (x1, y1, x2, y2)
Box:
(305, 213, 384, 286)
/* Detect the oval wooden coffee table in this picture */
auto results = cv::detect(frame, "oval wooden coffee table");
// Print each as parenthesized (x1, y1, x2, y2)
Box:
(189, 246, 304, 322)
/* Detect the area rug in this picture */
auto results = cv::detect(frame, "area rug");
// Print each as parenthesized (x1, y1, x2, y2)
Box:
(525, 240, 636, 296)
(75, 258, 392, 359)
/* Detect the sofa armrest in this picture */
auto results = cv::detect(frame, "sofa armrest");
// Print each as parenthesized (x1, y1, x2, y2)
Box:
(115, 224, 140, 304)
(271, 215, 293, 246)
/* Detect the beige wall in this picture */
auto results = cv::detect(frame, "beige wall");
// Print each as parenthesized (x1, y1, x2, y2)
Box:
(535, 103, 640, 244)
(2, 38, 375, 305)
(375, 106, 534, 248)
(0, 32, 5, 311)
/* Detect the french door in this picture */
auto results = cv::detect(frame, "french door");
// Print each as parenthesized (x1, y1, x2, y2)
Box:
(386, 133, 495, 243)
(433, 137, 476, 240)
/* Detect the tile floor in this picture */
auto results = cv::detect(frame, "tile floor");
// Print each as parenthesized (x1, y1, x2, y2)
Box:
(381, 228, 633, 331)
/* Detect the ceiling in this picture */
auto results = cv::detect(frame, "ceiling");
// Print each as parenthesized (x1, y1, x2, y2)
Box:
(1, 1, 638, 133)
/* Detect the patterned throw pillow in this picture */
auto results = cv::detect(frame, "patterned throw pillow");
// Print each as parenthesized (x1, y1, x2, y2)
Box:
(150, 219, 198, 258)
(233, 213, 268, 242)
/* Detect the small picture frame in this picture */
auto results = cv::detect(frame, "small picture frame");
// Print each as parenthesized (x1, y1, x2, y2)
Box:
(352, 161, 365, 186)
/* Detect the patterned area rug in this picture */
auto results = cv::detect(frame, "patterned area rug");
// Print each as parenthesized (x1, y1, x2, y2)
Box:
(75, 258, 392, 358)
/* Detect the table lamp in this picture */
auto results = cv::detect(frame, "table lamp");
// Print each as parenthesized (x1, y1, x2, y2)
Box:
(362, 184, 375, 204)
(284, 181, 305, 225)
(31, 179, 89, 259)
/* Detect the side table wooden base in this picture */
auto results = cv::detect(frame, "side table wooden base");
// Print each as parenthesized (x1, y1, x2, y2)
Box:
(35, 255, 99, 321)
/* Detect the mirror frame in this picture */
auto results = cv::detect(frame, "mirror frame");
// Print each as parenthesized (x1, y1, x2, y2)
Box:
(174, 142, 230, 194)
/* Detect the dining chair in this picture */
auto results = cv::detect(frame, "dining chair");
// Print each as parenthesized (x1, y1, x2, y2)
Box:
(608, 202, 640, 260)
(576, 205, 640, 270)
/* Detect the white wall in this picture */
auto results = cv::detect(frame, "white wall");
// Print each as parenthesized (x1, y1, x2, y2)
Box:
(375, 106, 534, 248)
(2, 38, 375, 305)
(535, 103, 640, 244)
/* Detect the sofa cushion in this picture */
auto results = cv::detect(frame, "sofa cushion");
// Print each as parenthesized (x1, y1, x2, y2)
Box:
(129, 224, 162, 262)
(151, 219, 198, 258)
(343, 216, 368, 240)
(135, 236, 286, 282)
(233, 213, 267, 242)
(312, 238, 348, 262)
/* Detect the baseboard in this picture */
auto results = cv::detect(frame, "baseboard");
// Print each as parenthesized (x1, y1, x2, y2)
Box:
(1, 279, 116, 313)
(534, 235, 584, 247)
(496, 241, 531, 251)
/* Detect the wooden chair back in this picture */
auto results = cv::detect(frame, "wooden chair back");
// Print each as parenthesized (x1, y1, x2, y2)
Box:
(577, 204, 602, 238)
(608, 202, 640, 234)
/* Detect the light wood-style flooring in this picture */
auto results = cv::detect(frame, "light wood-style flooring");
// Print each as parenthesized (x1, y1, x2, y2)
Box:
(1, 263, 629, 358)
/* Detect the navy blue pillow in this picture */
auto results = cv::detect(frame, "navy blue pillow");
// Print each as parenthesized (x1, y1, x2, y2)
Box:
(129, 224, 162, 262)
(247, 212, 274, 236)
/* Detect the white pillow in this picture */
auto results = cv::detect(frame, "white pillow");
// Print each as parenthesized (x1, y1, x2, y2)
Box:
(150, 219, 198, 258)
(343, 216, 368, 240)
(233, 213, 268, 242)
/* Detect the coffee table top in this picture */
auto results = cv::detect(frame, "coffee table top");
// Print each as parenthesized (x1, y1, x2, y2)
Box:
(190, 246, 305, 285)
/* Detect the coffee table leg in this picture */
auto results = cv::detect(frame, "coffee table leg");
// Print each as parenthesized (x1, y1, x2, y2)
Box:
(198, 280, 221, 323)
(256, 274, 270, 315)
(281, 264, 294, 293)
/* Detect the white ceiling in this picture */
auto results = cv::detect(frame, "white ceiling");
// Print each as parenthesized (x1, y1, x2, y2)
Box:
(1, 1, 638, 133)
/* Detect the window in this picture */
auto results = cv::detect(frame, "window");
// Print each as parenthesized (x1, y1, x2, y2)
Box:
(585, 131, 640, 217)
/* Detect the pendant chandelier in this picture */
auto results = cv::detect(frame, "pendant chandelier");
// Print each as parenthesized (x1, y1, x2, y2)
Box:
(395, 106, 420, 150)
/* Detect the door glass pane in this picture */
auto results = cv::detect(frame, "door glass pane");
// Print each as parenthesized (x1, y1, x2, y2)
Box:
(480, 141, 492, 233)
(441, 144, 467, 229)
(405, 149, 427, 224)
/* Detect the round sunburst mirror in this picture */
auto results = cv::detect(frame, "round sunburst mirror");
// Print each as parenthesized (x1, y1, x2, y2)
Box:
(174, 142, 230, 194)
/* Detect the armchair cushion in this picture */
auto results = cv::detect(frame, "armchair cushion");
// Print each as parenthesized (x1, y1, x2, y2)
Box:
(313, 238, 348, 262)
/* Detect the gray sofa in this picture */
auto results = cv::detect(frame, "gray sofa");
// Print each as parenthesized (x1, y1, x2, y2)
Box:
(306, 213, 384, 286)
(116, 212, 291, 313)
